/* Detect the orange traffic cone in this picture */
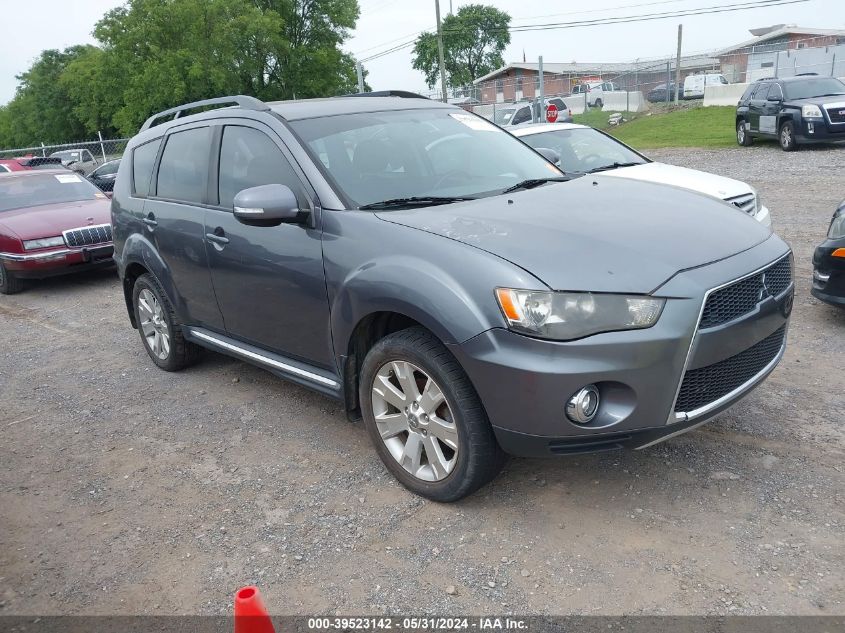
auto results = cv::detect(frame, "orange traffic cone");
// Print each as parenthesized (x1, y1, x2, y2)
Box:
(234, 586, 276, 633)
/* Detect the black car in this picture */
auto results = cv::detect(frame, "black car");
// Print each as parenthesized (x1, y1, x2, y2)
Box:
(736, 74, 845, 151)
(812, 200, 845, 308)
(646, 83, 677, 103)
(88, 159, 120, 192)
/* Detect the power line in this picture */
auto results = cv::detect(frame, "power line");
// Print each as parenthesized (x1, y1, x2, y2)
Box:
(358, 0, 812, 62)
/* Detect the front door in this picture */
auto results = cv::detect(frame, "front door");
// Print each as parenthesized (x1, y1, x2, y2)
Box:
(748, 83, 771, 133)
(204, 123, 333, 369)
(759, 83, 782, 135)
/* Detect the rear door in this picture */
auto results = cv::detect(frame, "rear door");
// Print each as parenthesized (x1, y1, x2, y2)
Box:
(204, 121, 333, 368)
(143, 123, 224, 329)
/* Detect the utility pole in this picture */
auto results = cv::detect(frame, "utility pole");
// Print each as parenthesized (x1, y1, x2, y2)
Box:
(435, 0, 448, 102)
(674, 24, 683, 104)
(537, 55, 545, 123)
(356, 61, 364, 93)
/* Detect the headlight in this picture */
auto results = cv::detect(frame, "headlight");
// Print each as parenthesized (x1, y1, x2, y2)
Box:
(495, 288, 665, 340)
(829, 210, 845, 239)
(23, 236, 65, 250)
(802, 104, 823, 118)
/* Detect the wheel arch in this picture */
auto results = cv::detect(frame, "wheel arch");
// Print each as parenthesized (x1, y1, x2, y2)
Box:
(120, 232, 179, 328)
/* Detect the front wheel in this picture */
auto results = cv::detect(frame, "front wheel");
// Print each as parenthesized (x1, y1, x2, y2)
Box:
(594, 98, 603, 108)
(0, 261, 23, 294)
(779, 121, 797, 151)
(359, 327, 505, 502)
(737, 119, 753, 146)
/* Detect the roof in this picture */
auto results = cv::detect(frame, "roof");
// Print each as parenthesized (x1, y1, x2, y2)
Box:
(715, 26, 845, 56)
(0, 168, 69, 178)
(472, 55, 720, 84)
(509, 122, 587, 136)
(268, 95, 453, 120)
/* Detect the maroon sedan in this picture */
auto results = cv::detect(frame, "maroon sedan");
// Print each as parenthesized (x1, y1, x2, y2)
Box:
(0, 170, 114, 294)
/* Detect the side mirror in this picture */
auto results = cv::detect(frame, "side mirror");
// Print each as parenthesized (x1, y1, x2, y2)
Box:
(535, 147, 561, 165)
(233, 184, 307, 225)
(767, 95, 782, 102)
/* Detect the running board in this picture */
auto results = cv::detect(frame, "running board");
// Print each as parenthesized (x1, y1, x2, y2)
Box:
(183, 327, 342, 399)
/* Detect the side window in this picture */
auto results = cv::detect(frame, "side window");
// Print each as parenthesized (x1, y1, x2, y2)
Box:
(156, 127, 211, 204)
(217, 126, 305, 210)
(511, 106, 531, 125)
(769, 83, 784, 100)
(132, 139, 161, 197)
(83, 150, 94, 162)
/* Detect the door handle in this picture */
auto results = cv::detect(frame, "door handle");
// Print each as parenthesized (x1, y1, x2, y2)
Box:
(206, 232, 229, 245)
(142, 214, 158, 228)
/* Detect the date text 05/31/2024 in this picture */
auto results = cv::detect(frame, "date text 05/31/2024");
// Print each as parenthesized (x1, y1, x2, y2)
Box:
(306, 617, 529, 630)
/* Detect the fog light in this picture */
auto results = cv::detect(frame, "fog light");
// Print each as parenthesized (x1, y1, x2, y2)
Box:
(566, 385, 600, 424)
(808, 122, 815, 134)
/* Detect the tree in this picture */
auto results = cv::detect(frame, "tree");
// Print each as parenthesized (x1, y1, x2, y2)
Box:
(412, 3, 510, 91)
(0, 0, 364, 145)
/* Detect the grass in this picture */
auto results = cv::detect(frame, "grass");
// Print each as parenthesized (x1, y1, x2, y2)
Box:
(573, 105, 737, 149)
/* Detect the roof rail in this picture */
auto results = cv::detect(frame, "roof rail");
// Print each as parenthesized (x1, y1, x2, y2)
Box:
(345, 90, 429, 100)
(140, 95, 270, 131)
(794, 72, 819, 76)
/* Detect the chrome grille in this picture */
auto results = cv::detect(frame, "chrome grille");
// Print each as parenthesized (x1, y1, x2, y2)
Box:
(826, 105, 845, 124)
(699, 255, 792, 329)
(724, 192, 756, 215)
(63, 224, 113, 248)
(674, 326, 785, 413)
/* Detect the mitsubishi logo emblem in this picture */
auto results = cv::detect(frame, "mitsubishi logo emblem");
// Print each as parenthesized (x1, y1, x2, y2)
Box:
(759, 272, 772, 302)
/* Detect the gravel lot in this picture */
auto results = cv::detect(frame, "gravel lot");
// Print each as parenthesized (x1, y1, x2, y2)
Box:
(1, 144, 843, 617)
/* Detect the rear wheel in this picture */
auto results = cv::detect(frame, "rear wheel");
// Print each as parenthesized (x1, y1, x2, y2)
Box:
(359, 327, 505, 502)
(737, 119, 753, 146)
(779, 121, 797, 151)
(0, 261, 23, 294)
(594, 98, 603, 108)
(132, 273, 201, 371)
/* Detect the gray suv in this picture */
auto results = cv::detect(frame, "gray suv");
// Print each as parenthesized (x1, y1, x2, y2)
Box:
(112, 93, 794, 501)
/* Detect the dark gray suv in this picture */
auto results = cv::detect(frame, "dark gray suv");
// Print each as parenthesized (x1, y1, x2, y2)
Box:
(112, 93, 794, 501)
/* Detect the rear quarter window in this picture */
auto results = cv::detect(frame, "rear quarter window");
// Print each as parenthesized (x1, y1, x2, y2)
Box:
(132, 139, 161, 197)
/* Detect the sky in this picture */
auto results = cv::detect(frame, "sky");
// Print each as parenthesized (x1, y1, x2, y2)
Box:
(2, 0, 844, 104)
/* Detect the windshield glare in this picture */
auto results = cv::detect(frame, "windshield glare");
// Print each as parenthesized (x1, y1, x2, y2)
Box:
(290, 108, 561, 207)
(0, 173, 103, 212)
(519, 128, 646, 173)
(784, 77, 845, 99)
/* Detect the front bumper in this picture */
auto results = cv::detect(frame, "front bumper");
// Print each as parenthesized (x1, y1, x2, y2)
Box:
(811, 239, 845, 307)
(0, 244, 114, 278)
(451, 238, 792, 457)
(797, 118, 845, 143)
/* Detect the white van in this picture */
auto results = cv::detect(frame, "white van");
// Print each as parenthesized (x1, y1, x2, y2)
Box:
(571, 81, 619, 107)
(683, 73, 728, 99)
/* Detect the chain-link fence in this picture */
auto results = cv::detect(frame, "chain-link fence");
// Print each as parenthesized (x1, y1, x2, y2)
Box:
(423, 35, 845, 122)
(0, 136, 129, 175)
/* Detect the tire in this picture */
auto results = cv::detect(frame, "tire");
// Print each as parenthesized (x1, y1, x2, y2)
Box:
(737, 119, 753, 146)
(359, 327, 506, 502)
(0, 261, 24, 294)
(594, 98, 603, 108)
(779, 121, 797, 151)
(132, 273, 201, 371)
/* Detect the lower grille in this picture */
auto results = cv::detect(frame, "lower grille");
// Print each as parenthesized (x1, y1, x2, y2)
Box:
(674, 326, 785, 413)
(63, 224, 113, 248)
(700, 255, 792, 328)
(724, 192, 756, 215)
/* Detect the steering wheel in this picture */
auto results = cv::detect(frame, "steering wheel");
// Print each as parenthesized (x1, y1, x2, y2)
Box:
(434, 169, 472, 189)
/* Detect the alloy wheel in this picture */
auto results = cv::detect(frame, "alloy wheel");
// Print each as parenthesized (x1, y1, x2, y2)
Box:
(370, 360, 459, 482)
(137, 288, 170, 360)
(781, 126, 792, 149)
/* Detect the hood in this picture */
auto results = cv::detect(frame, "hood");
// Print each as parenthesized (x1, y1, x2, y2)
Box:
(376, 176, 771, 294)
(785, 95, 845, 108)
(599, 162, 751, 201)
(0, 198, 111, 241)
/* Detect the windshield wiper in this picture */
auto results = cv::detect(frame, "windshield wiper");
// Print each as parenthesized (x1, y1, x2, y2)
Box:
(586, 161, 644, 173)
(811, 93, 845, 98)
(500, 177, 569, 195)
(358, 196, 476, 210)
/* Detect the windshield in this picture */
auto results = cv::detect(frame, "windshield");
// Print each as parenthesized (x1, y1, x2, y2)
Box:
(783, 77, 845, 99)
(51, 151, 82, 162)
(518, 128, 646, 173)
(290, 108, 561, 207)
(0, 172, 103, 212)
(493, 107, 519, 125)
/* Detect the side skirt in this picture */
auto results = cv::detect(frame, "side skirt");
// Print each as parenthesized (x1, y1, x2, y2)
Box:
(183, 327, 343, 400)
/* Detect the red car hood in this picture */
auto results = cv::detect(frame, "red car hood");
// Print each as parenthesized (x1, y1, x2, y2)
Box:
(0, 198, 111, 241)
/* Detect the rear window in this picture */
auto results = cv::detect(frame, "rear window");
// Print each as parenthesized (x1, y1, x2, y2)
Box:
(132, 140, 160, 197)
(0, 173, 103, 212)
(155, 127, 211, 204)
